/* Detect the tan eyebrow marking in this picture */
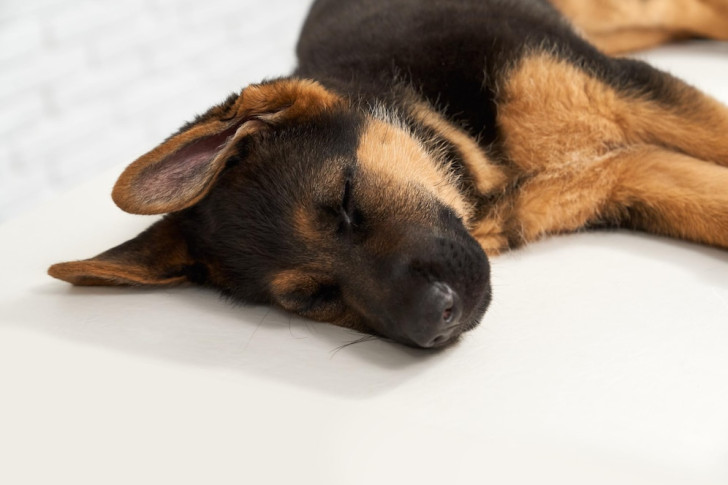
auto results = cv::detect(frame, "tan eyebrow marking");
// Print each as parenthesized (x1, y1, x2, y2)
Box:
(357, 118, 473, 224)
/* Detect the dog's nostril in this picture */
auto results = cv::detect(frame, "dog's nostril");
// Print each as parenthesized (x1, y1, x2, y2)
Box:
(433, 281, 457, 321)
(442, 306, 454, 323)
(402, 281, 463, 348)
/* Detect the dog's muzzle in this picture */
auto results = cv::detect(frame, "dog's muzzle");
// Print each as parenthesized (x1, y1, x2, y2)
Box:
(364, 232, 491, 349)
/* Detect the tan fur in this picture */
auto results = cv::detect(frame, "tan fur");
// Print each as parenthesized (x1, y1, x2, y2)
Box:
(293, 205, 323, 245)
(620, 86, 728, 167)
(269, 268, 350, 324)
(588, 29, 689, 55)
(409, 101, 509, 196)
(269, 269, 318, 301)
(470, 214, 510, 256)
(234, 79, 343, 122)
(47, 260, 187, 287)
(497, 54, 625, 173)
(610, 147, 728, 248)
(477, 53, 626, 250)
(551, 0, 728, 54)
(472, 51, 728, 253)
(357, 118, 473, 224)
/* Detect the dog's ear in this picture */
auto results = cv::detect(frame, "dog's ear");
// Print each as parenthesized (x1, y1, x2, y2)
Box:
(48, 216, 202, 287)
(112, 79, 342, 215)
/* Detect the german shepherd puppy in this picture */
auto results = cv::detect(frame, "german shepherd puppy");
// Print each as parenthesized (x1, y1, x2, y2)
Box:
(49, 0, 728, 348)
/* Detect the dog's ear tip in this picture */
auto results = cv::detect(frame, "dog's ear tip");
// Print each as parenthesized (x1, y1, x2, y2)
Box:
(110, 182, 168, 215)
(110, 188, 139, 214)
(110, 186, 128, 212)
(111, 176, 143, 214)
(47, 261, 94, 286)
(47, 262, 66, 281)
(48, 216, 199, 287)
(48, 260, 121, 286)
(47, 260, 142, 287)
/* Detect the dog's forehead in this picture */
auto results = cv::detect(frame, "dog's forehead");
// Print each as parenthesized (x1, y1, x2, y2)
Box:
(199, 105, 470, 262)
(356, 117, 469, 220)
(241, 111, 471, 251)
(262, 112, 467, 205)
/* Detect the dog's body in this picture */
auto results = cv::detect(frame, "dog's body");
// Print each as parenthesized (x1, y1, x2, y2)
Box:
(50, 0, 728, 348)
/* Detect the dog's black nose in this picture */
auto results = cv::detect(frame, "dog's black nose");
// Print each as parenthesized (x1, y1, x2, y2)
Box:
(405, 281, 462, 348)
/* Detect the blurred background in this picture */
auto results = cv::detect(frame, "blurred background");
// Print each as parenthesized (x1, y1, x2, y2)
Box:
(0, 0, 312, 224)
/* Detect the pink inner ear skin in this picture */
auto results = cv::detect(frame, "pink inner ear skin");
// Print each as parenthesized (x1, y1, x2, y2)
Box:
(135, 125, 240, 208)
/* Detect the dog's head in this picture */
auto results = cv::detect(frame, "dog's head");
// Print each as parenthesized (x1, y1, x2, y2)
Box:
(49, 79, 492, 348)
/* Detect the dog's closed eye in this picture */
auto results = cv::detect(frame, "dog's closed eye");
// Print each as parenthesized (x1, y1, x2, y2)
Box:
(317, 177, 364, 236)
(336, 178, 365, 237)
(305, 284, 342, 310)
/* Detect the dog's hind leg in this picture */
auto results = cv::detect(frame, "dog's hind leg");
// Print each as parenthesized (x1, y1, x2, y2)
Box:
(606, 146, 728, 249)
(551, 0, 728, 54)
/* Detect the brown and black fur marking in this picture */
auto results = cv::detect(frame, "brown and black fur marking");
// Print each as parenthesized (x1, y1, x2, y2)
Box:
(49, 0, 728, 348)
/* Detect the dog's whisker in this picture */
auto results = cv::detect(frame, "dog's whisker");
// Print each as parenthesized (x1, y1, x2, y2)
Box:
(244, 308, 272, 349)
(329, 335, 381, 358)
(287, 315, 307, 340)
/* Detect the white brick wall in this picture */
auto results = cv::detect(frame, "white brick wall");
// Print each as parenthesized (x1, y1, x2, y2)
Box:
(0, 0, 313, 223)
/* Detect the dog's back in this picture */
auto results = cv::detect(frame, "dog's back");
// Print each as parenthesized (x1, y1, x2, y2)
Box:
(296, 0, 580, 143)
(296, 0, 682, 149)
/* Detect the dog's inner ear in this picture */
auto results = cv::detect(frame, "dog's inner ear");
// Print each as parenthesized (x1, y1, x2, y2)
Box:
(112, 120, 256, 216)
(48, 217, 201, 287)
(112, 79, 342, 215)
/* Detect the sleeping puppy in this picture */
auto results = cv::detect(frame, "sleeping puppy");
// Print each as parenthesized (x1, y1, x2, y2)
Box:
(49, 0, 728, 348)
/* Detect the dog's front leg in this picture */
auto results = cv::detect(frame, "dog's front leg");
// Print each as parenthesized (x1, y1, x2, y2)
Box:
(608, 146, 728, 249)
(472, 144, 728, 253)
